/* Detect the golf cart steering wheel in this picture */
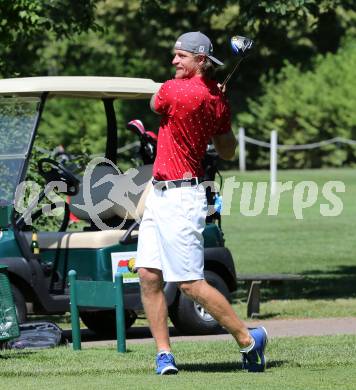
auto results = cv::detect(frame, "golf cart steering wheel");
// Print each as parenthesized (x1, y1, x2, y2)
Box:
(38, 158, 80, 196)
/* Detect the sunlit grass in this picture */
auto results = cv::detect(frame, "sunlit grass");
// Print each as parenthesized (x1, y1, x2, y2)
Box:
(1, 336, 356, 390)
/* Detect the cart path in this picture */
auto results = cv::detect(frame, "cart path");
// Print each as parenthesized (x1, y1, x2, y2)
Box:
(68, 317, 356, 347)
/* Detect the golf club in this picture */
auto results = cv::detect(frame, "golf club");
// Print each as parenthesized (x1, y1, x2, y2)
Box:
(221, 35, 254, 89)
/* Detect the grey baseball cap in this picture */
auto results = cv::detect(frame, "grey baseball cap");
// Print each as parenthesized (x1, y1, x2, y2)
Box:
(174, 31, 224, 66)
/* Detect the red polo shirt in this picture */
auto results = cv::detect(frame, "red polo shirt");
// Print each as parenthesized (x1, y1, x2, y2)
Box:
(152, 76, 231, 180)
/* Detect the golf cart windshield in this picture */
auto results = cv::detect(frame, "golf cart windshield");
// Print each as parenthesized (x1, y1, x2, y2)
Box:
(0, 97, 41, 204)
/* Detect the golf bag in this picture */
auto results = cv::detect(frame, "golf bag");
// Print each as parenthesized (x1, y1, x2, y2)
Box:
(3, 321, 67, 350)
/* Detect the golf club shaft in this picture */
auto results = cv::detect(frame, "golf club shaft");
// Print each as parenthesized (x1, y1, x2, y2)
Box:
(221, 56, 243, 89)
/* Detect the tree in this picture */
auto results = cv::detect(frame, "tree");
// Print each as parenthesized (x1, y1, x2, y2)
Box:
(5, 0, 355, 166)
(238, 39, 356, 168)
(0, 0, 98, 77)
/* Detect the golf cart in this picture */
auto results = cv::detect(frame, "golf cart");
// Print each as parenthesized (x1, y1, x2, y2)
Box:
(0, 76, 237, 336)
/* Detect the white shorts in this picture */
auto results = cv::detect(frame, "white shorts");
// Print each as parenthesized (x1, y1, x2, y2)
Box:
(136, 182, 208, 282)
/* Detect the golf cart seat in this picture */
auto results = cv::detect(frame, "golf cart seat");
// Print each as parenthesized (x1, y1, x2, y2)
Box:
(24, 164, 153, 249)
(69, 163, 153, 221)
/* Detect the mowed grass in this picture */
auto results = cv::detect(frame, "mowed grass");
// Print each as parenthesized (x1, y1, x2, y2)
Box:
(1, 335, 356, 390)
(222, 168, 356, 276)
(2, 169, 356, 389)
(219, 168, 356, 318)
(233, 298, 356, 320)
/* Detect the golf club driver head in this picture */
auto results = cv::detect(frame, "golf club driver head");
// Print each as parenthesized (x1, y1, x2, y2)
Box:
(231, 35, 254, 57)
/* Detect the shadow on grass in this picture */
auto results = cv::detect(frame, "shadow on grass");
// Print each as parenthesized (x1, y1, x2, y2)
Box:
(180, 360, 285, 372)
(234, 265, 356, 302)
(249, 313, 281, 320)
(0, 351, 35, 359)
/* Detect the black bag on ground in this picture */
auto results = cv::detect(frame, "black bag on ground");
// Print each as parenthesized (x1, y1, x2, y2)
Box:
(6, 321, 67, 350)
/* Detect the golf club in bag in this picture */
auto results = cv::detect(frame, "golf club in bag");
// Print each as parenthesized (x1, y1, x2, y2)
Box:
(221, 35, 254, 88)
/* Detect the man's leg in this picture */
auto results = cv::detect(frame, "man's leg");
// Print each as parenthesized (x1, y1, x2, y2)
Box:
(178, 279, 252, 347)
(138, 267, 171, 352)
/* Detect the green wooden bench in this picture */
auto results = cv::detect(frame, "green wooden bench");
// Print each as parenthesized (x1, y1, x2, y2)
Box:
(236, 273, 304, 318)
(68, 270, 126, 352)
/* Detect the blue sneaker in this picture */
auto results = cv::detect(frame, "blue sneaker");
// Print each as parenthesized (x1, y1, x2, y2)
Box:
(156, 351, 179, 375)
(241, 327, 268, 372)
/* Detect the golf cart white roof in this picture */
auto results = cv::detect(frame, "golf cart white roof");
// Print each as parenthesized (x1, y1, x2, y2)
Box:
(0, 76, 161, 99)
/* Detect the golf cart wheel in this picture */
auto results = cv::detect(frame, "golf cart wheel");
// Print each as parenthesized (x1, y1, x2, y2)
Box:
(11, 284, 27, 324)
(168, 270, 230, 335)
(80, 309, 137, 337)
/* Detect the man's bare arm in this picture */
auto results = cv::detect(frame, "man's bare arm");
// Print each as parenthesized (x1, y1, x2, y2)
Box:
(150, 93, 159, 114)
(212, 130, 237, 160)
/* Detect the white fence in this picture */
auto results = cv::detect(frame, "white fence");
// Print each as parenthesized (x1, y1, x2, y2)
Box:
(238, 127, 356, 195)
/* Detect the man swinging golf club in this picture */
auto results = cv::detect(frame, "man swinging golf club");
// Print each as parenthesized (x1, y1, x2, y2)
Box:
(135, 31, 267, 375)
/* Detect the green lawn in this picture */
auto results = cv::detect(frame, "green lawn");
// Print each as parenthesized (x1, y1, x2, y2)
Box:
(222, 169, 356, 304)
(223, 168, 356, 275)
(1, 336, 356, 390)
(233, 298, 356, 320)
(2, 169, 356, 389)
